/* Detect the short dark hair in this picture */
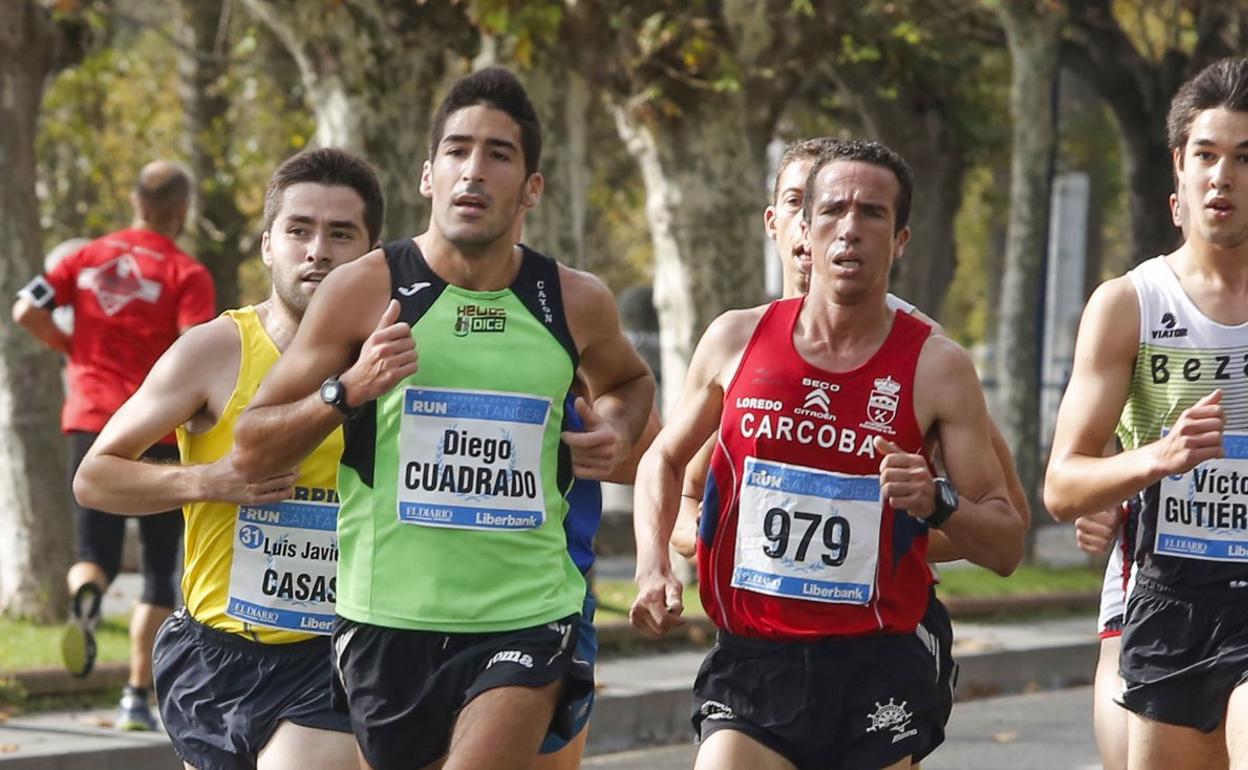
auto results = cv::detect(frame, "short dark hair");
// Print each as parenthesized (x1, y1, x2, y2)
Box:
(135, 162, 192, 220)
(801, 139, 914, 234)
(773, 137, 842, 202)
(429, 66, 542, 177)
(1167, 58, 1248, 153)
(261, 148, 385, 243)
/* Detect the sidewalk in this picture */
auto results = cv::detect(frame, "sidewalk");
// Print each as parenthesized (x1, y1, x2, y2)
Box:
(0, 613, 1100, 768)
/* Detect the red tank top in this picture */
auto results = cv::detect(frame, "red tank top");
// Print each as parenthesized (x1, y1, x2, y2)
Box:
(697, 297, 933, 640)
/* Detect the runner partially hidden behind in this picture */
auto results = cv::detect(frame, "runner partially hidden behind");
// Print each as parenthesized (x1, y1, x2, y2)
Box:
(632, 139, 1024, 770)
(14, 161, 214, 730)
(233, 67, 655, 770)
(1046, 58, 1248, 770)
(74, 148, 384, 768)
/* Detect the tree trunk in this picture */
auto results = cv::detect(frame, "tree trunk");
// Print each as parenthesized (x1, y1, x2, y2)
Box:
(177, 0, 248, 310)
(995, 0, 1063, 522)
(613, 100, 767, 413)
(239, 0, 477, 242)
(520, 63, 591, 267)
(850, 95, 967, 317)
(0, 0, 88, 620)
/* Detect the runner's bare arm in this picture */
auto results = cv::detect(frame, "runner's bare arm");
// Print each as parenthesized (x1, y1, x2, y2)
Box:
(11, 297, 71, 355)
(671, 436, 715, 559)
(73, 319, 297, 514)
(907, 336, 1024, 575)
(601, 405, 662, 484)
(927, 421, 1031, 562)
(561, 266, 657, 480)
(234, 251, 403, 480)
(1044, 278, 1224, 520)
(630, 308, 761, 636)
(909, 309, 1031, 562)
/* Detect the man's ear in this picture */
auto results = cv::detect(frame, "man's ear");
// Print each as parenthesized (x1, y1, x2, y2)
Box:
(419, 159, 433, 199)
(260, 229, 273, 268)
(523, 172, 544, 211)
(764, 206, 778, 242)
(893, 226, 911, 262)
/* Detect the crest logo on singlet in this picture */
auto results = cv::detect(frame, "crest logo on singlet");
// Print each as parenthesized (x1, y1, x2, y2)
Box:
(859, 376, 901, 435)
(793, 377, 839, 420)
(1151, 311, 1188, 340)
(453, 305, 506, 336)
(76, 253, 162, 316)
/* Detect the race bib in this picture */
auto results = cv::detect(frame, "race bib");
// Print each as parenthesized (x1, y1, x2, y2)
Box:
(732, 456, 881, 604)
(226, 500, 338, 635)
(396, 386, 550, 531)
(1156, 431, 1248, 561)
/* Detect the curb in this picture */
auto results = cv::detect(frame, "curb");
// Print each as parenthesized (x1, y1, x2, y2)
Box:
(6, 592, 1100, 700)
(584, 637, 1099, 757)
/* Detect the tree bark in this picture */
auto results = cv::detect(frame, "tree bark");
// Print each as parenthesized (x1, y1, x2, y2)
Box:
(995, 0, 1063, 520)
(0, 0, 89, 620)
(519, 61, 591, 267)
(238, 0, 477, 242)
(1062, 0, 1244, 265)
(833, 70, 968, 317)
(613, 100, 766, 412)
(177, 0, 248, 310)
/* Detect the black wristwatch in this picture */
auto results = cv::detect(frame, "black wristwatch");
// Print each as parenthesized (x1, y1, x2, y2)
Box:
(320, 375, 357, 418)
(924, 477, 959, 529)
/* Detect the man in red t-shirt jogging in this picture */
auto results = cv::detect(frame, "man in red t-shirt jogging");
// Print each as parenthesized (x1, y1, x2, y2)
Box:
(630, 140, 1024, 770)
(13, 161, 215, 730)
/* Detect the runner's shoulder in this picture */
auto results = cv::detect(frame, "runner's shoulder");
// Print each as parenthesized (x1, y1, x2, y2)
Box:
(173, 314, 240, 367)
(703, 304, 769, 351)
(556, 263, 615, 316)
(915, 333, 977, 386)
(1080, 275, 1140, 353)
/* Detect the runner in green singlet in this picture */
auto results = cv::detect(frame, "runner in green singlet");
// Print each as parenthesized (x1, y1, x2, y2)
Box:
(232, 67, 655, 770)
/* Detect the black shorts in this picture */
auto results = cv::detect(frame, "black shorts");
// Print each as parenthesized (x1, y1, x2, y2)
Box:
(693, 627, 943, 770)
(918, 588, 958, 744)
(153, 608, 350, 770)
(69, 431, 182, 606)
(1120, 576, 1248, 732)
(331, 614, 593, 770)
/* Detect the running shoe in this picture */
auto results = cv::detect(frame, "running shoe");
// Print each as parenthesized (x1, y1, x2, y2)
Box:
(115, 685, 157, 731)
(61, 582, 102, 678)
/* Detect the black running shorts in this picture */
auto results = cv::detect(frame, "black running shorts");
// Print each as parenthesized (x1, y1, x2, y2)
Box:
(330, 613, 592, 770)
(153, 608, 350, 770)
(1120, 576, 1248, 732)
(693, 626, 944, 770)
(69, 431, 182, 606)
(919, 587, 958, 753)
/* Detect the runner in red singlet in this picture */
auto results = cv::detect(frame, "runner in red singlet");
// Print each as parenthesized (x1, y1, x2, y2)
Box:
(630, 140, 1024, 770)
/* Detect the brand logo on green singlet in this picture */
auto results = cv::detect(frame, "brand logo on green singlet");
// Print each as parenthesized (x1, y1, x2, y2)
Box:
(453, 305, 507, 336)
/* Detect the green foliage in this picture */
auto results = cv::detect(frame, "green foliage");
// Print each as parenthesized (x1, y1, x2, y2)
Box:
(38, 26, 185, 246)
(944, 165, 1002, 346)
(934, 564, 1103, 597)
(37, 7, 312, 304)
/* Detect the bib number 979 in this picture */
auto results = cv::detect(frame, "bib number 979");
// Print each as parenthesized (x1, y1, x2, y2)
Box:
(761, 507, 850, 566)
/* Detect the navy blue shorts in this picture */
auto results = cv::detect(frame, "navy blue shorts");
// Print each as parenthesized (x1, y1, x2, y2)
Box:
(539, 592, 598, 753)
(153, 608, 350, 770)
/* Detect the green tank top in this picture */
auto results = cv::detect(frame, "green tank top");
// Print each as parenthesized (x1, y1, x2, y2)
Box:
(336, 240, 584, 631)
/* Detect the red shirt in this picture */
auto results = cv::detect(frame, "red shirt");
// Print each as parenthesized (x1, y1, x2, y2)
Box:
(45, 228, 215, 439)
(697, 297, 933, 640)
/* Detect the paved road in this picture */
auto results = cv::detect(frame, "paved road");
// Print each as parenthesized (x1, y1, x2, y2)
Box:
(584, 686, 1100, 769)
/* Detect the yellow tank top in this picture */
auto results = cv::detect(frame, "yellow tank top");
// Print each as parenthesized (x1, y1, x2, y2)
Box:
(177, 306, 344, 643)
